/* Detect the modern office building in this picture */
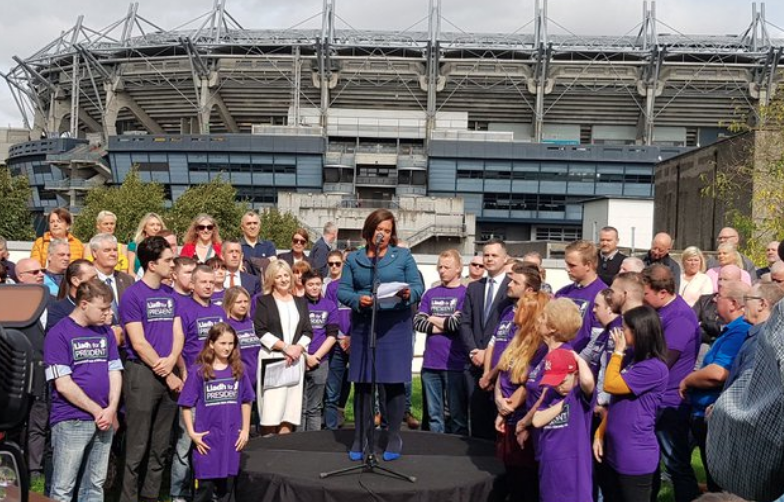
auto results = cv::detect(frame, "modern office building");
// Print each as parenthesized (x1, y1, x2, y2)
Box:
(4, 1, 782, 246)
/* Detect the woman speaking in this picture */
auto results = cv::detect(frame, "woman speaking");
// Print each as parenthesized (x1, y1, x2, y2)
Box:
(338, 209, 424, 461)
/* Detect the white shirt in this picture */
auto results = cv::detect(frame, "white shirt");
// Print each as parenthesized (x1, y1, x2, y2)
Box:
(224, 270, 242, 289)
(96, 270, 119, 303)
(484, 271, 506, 308)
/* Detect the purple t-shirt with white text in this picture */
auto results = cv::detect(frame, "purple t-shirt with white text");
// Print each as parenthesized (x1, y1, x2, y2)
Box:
(120, 281, 178, 361)
(536, 386, 593, 502)
(657, 296, 700, 408)
(490, 305, 517, 369)
(227, 316, 261, 386)
(606, 357, 668, 475)
(178, 366, 255, 479)
(44, 318, 122, 426)
(306, 296, 339, 355)
(499, 344, 547, 423)
(420, 284, 467, 371)
(179, 297, 226, 369)
(555, 277, 607, 352)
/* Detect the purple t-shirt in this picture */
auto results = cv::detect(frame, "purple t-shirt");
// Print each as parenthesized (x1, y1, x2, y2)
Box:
(419, 284, 467, 371)
(499, 344, 547, 424)
(305, 296, 338, 355)
(657, 296, 700, 408)
(489, 305, 517, 369)
(179, 297, 226, 369)
(555, 277, 607, 352)
(178, 366, 255, 480)
(606, 357, 668, 475)
(536, 386, 593, 502)
(120, 281, 178, 361)
(211, 290, 225, 307)
(581, 316, 622, 381)
(44, 317, 122, 426)
(227, 316, 260, 386)
(325, 280, 351, 337)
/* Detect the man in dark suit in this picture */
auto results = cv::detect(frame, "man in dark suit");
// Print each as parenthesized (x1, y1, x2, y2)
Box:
(597, 226, 626, 286)
(310, 222, 338, 277)
(222, 240, 261, 296)
(459, 238, 513, 440)
(90, 234, 135, 331)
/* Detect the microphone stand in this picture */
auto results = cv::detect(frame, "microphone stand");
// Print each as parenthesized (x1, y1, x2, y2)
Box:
(320, 241, 416, 483)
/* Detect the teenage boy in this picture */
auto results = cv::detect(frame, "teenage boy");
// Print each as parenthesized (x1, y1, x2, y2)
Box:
(301, 270, 339, 431)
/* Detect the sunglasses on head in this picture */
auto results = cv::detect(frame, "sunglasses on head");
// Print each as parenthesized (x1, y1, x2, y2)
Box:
(328, 261, 343, 267)
(292, 238, 307, 245)
(197, 225, 214, 231)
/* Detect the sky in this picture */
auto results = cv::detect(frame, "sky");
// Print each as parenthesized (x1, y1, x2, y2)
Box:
(1, 0, 782, 129)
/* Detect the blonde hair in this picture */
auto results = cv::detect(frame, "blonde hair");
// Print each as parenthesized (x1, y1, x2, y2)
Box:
(717, 242, 743, 268)
(438, 249, 462, 268)
(565, 240, 599, 268)
(543, 298, 583, 343)
(96, 210, 117, 226)
(132, 213, 166, 244)
(184, 214, 222, 246)
(263, 260, 293, 295)
(498, 291, 550, 383)
(681, 246, 707, 273)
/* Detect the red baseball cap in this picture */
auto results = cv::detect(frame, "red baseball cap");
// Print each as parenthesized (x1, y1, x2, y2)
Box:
(539, 349, 578, 387)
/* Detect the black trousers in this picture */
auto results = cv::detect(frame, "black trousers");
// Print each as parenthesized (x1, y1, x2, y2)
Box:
(195, 477, 235, 502)
(604, 468, 654, 502)
(120, 361, 178, 502)
(464, 367, 495, 440)
(352, 383, 405, 454)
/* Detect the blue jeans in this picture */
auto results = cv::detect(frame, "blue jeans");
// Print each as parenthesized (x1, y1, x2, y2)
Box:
(170, 410, 192, 499)
(654, 406, 700, 502)
(421, 368, 468, 435)
(50, 420, 113, 502)
(302, 361, 329, 431)
(324, 344, 349, 430)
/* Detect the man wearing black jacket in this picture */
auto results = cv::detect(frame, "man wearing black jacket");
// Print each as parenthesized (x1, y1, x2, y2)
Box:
(597, 226, 626, 286)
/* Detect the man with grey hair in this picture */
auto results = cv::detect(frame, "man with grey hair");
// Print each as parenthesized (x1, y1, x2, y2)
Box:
(681, 280, 752, 493)
(768, 259, 784, 290)
(310, 222, 338, 277)
(91, 233, 135, 332)
(43, 239, 71, 296)
(0, 236, 17, 282)
(619, 256, 645, 273)
(643, 232, 682, 290)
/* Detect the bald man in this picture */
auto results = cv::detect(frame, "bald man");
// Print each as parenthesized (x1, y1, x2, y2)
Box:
(706, 227, 756, 278)
(643, 232, 682, 291)
(756, 241, 780, 279)
(619, 256, 645, 273)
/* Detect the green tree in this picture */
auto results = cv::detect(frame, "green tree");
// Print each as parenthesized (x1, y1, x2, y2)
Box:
(701, 96, 784, 263)
(166, 175, 249, 241)
(258, 208, 302, 249)
(72, 169, 166, 244)
(0, 167, 35, 240)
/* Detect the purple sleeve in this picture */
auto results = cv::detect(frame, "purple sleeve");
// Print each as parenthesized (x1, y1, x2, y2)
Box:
(240, 372, 256, 403)
(43, 328, 69, 367)
(106, 327, 121, 363)
(120, 289, 143, 325)
(623, 360, 667, 396)
(178, 368, 201, 407)
(327, 303, 339, 330)
(418, 289, 433, 316)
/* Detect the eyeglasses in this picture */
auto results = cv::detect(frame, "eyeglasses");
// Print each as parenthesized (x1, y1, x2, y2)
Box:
(743, 295, 764, 302)
(470, 263, 484, 268)
(197, 225, 214, 231)
(19, 269, 44, 275)
(328, 262, 343, 267)
(292, 238, 307, 245)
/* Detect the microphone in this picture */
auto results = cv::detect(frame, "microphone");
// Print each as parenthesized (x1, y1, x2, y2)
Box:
(374, 233, 384, 246)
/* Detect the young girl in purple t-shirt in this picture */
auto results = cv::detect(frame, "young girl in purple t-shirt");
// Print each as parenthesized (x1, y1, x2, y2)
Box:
(179, 322, 255, 502)
(593, 305, 668, 502)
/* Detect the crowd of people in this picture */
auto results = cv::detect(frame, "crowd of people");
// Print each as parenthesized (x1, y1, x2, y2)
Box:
(0, 206, 781, 502)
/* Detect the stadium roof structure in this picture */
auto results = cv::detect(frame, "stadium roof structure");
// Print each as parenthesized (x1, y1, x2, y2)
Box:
(3, 0, 783, 144)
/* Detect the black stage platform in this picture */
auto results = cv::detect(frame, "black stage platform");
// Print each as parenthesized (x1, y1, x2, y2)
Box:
(236, 429, 504, 502)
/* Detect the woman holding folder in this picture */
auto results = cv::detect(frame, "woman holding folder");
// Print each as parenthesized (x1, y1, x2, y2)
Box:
(338, 209, 424, 461)
(253, 260, 313, 435)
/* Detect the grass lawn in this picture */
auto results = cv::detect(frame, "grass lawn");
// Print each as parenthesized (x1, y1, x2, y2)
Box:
(32, 377, 705, 502)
